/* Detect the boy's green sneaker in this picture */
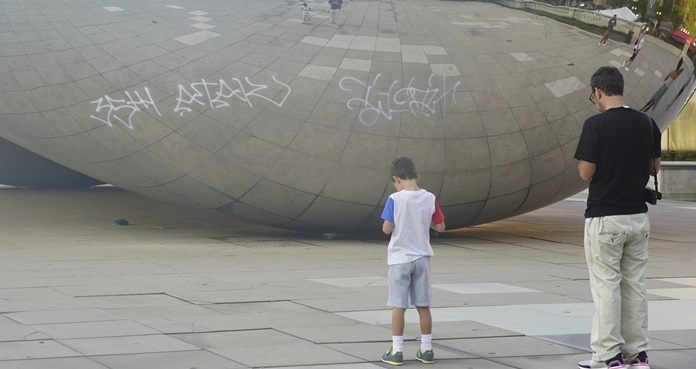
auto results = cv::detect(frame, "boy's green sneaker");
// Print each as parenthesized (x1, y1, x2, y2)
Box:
(416, 349, 434, 364)
(381, 347, 403, 365)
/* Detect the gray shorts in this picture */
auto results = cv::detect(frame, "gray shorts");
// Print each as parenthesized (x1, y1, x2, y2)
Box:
(387, 257, 432, 309)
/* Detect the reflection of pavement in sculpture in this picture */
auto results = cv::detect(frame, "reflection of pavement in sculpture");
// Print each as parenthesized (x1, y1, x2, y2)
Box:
(0, 0, 692, 232)
(640, 68, 683, 112)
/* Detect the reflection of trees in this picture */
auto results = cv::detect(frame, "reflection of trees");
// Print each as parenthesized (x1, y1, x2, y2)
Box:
(600, 0, 694, 35)
(673, 0, 696, 35)
(543, 0, 694, 35)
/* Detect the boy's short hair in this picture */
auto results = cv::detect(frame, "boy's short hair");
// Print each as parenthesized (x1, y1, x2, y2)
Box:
(391, 157, 418, 181)
(591, 66, 624, 96)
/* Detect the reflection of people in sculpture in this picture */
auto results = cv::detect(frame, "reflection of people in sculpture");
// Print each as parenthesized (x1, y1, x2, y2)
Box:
(599, 15, 617, 46)
(666, 71, 695, 109)
(675, 57, 684, 72)
(640, 67, 683, 112)
(300, 2, 312, 24)
(329, 0, 342, 24)
(623, 29, 648, 71)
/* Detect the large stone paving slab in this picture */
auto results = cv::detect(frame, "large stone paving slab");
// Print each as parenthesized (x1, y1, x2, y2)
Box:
(0, 185, 694, 368)
(0, 316, 48, 342)
(91, 351, 247, 369)
(206, 301, 392, 343)
(0, 340, 81, 361)
(0, 358, 110, 369)
(171, 330, 360, 367)
(58, 335, 200, 356)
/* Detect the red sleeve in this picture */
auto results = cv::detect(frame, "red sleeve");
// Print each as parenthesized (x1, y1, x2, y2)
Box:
(432, 199, 445, 224)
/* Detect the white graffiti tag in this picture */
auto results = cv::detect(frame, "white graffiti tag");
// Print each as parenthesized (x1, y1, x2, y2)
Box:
(90, 87, 161, 129)
(339, 73, 461, 126)
(174, 76, 292, 116)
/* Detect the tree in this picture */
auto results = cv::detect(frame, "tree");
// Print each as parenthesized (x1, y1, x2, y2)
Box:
(674, 0, 696, 35)
(606, 0, 627, 9)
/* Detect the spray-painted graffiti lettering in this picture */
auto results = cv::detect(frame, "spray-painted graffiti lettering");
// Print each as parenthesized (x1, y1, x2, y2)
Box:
(339, 73, 461, 126)
(90, 87, 161, 129)
(174, 76, 292, 116)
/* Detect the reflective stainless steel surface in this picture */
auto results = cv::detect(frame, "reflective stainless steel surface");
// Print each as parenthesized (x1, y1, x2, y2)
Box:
(0, 0, 693, 231)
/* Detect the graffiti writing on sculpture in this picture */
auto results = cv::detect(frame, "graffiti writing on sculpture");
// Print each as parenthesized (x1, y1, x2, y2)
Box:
(89, 76, 291, 129)
(90, 87, 161, 130)
(89, 73, 459, 130)
(339, 73, 461, 126)
(174, 76, 291, 116)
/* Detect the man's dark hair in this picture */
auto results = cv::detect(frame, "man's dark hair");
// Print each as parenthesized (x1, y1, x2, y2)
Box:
(591, 66, 624, 96)
(391, 157, 418, 181)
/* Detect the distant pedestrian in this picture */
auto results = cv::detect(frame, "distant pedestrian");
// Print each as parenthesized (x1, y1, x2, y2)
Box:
(329, 0, 341, 24)
(599, 15, 617, 46)
(667, 70, 694, 109)
(300, 2, 312, 24)
(623, 29, 648, 71)
(380, 157, 445, 366)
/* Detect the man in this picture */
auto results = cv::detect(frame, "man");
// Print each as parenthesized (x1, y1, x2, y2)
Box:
(599, 15, 617, 46)
(574, 66, 660, 369)
(329, 0, 341, 24)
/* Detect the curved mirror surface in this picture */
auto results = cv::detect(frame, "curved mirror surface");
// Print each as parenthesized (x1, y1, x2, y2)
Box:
(0, 0, 693, 231)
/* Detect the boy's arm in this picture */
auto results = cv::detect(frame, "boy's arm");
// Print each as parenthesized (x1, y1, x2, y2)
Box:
(381, 197, 395, 235)
(430, 221, 445, 233)
(383, 220, 394, 234)
(430, 199, 445, 233)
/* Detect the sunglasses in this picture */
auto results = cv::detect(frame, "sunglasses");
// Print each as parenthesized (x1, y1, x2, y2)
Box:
(589, 87, 596, 103)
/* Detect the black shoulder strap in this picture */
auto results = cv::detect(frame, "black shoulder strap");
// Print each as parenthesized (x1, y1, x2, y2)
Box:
(643, 113, 659, 193)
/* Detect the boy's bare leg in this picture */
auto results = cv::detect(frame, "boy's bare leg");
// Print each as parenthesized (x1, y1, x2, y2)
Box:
(416, 306, 432, 335)
(392, 307, 406, 336)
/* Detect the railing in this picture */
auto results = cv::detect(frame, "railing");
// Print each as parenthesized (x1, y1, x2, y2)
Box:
(480, 0, 642, 36)
(479, 0, 685, 59)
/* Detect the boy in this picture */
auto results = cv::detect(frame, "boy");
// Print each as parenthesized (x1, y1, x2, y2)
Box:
(380, 157, 446, 365)
(300, 2, 311, 24)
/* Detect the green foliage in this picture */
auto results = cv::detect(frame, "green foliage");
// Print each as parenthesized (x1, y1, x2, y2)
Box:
(662, 151, 696, 161)
(673, 0, 696, 35)
(606, 0, 625, 8)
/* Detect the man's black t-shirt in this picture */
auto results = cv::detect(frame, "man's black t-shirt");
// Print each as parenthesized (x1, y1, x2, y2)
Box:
(574, 107, 661, 218)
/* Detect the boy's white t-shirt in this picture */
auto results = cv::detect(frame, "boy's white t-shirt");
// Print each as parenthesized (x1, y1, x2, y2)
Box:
(301, 5, 311, 15)
(381, 189, 442, 265)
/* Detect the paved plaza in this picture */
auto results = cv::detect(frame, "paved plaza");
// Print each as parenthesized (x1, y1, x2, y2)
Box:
(0, 187, 694, 368)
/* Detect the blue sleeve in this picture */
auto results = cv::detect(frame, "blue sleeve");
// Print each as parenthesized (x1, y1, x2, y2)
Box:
(381, 197, 394, 223)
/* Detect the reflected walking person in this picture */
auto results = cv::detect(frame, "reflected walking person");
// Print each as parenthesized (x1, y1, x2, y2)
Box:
(640, 67, 683, 112)
(329, 0, 341, 24)
(300, 2, 312, 24)
(575, 66, 660, 369)
(599, 15, 617, 46)
(380, 157, 445, 366)
(623, 29, 648, 71)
